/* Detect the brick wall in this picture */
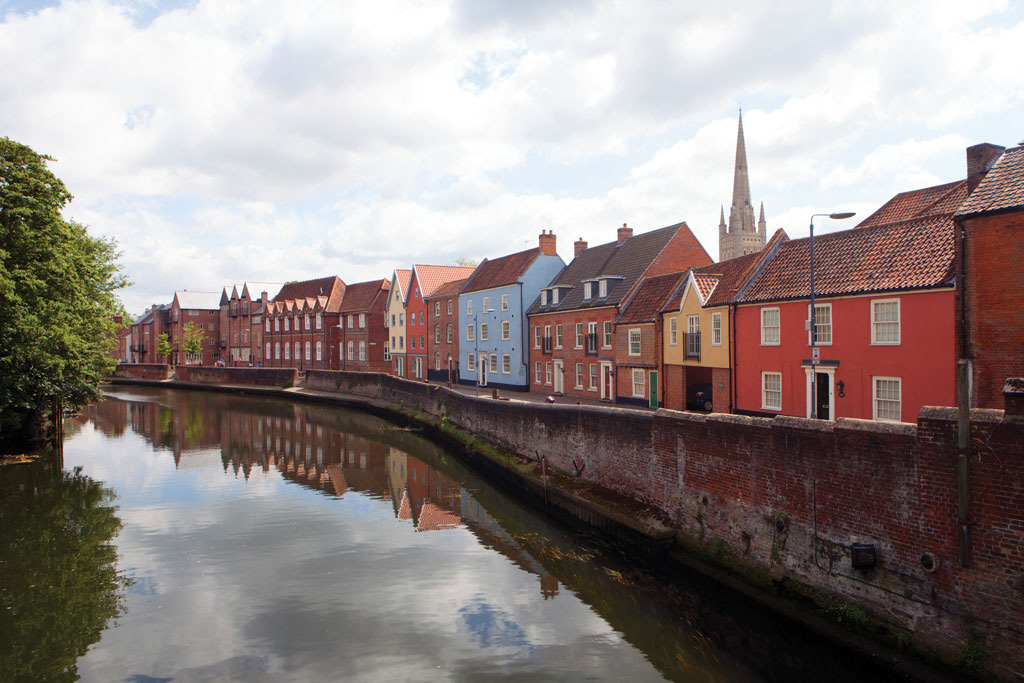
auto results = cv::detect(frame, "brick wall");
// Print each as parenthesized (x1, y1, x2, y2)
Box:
(174, 366, 298, 387)
(304, 369, 1023, 675)
(111, 363, 172, 380)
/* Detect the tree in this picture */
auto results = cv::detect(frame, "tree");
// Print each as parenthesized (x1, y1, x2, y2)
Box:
(157, 332, 172, 360)
(0, 138, 128, 447)
(453, 257, 479, 267)
(182, 322, 206, 362)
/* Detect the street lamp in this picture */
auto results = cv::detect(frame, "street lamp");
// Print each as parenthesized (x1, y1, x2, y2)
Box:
(809, 211, 856, 420)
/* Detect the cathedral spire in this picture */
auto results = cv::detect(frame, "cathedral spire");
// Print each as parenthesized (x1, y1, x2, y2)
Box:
(719, 109, 767, 261)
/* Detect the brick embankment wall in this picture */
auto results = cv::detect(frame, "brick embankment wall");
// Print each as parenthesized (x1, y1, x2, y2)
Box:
(110, 363, 171, 380)
(174, 366, 298, 387)
(299, 370, 1023, 678)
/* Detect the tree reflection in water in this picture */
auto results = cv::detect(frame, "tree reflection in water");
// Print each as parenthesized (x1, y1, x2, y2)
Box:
(0, 456, 128, 682)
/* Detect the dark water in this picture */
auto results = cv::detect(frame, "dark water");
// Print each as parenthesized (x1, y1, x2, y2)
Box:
(0, 387, 912, 682)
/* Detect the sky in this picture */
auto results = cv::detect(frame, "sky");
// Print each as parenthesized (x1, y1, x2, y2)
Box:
(2, 0, 1023, 315)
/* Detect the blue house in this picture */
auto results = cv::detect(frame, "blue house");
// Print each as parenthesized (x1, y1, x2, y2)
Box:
(459, 231, 566, 390)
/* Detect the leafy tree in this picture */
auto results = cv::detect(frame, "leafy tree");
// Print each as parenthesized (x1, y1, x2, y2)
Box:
(157, 332, 172, 359)
(182, 321, 206, 361)
(453, 257, 479, 267)
(0, 138, 128, 447)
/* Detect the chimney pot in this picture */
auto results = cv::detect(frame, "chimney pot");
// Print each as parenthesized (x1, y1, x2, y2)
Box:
(617, 223, 633, 245)
(574, 237, 588, 258)
(967, 143, 1006, 194)
(538, 230, 557, 256)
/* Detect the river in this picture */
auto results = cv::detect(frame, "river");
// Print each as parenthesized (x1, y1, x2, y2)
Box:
(0, 386, 916, 681)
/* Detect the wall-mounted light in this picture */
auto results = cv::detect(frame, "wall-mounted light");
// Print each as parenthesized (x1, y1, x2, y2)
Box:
(837, 380, 845, 398)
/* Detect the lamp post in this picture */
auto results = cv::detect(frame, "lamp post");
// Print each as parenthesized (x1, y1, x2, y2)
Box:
(809, 211, 856, 420)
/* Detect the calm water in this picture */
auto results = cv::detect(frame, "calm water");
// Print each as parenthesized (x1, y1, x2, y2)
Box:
(0, 387, 911, 682)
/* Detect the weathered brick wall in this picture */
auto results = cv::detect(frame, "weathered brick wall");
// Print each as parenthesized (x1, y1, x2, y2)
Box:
(175, 366, 297, 387)
(110, 363, 172, 380)
(311, 370, 1022, 674)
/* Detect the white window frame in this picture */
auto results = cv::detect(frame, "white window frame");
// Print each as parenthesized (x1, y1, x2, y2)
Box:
(535, 361, 543, 383)
(632, 368, 645, 398)
(316, 341, 322, 361)
(447, 324, 453, 343)
(435, 302, 440, 316)
(488, 354, 498, 374)
(266, 342, 271, 359)
(551, 288, 559, 304)
(467, 352, 475, 371)
(447, 299, 452, 315)
(628, 329, 641, 356)
(501, 354, 511, 374)
(359, 313, 366, 328)
(275, 342, 280, 359)
(482, 296, 490, 312)
(466, 324, 474, 342)
(807, 303, 833, 346)
(501, 320, 510, 341)
(873, 376, 902, 422)
(761, 307, 780, 346)
(871, 298, 901, 345)
(534, 326, 541, 348)
(575, 362, 584, 388)
(762, 371, 782, 411)
(304, 342, 310, 361)
(603, 321, 612, 348)
(589, 363, 598, 391)
(583, 282, 592, 300)
(669, 317, 678, 345)
(435, 325, 441, 344)
(575, 323, 584, 348)
(265, 319, 270, 332)
(480, 323, 488, 341)
(284, 317, 290, 332)
(284, 343, 290, 360)
(599, 279, 607, 298)
(348, 341, 354, 360)
(545, 362, 552, 385)
(466, 299, 473, 315)
(541, 290, 548, 306)
(316, 313, 322, 329)
(359, 341, 366, 362)
(501, 293, 509, 311)
(555, 324, 563, 348)
(712, 312, 722, 346)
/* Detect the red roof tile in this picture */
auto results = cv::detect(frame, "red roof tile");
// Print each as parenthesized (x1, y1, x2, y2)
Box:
(411, 265, 478, 297)
(616, 272, 686, 324)
(393, 269, 412, 301)
(957, 145, 1024, 216)
(339, 279, 389, 313)
(273, 276, 346, 313)
(425, 277, 467, 300)
(739, 216, 954, 302)
(461, 247, 541, 293)
(857, 180, 967, 229)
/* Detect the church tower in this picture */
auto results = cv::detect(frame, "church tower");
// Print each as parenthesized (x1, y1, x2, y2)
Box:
(718, 110, 767, 261)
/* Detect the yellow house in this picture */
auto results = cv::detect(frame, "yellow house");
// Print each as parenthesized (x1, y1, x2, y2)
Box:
(661, 230, 786, 413)
(387, 269, 412, 375)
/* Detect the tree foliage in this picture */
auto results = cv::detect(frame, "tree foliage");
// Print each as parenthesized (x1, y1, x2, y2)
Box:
(182, 321, 205, 358)
(453, 257, 479, 267)
(0, 138, 128, 442)
(157, 332, 172, 359)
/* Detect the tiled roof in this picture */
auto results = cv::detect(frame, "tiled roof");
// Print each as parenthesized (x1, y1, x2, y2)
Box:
(273, 276, 346, 313)
(425, 277, 467, 300)
(461, 247, 540, 294)
(393, 269, 412, 301)
(174, 291, 221, 310)
(957, 145, 1024, 217)
(412, 264, 478, 298)
(528, 222, 706, 315)
(739, 216, 954, 303)
(857, 180, 967, 229)
(339, 279, 389, 313)
(616, 272, 686, 324)
(416, 502, 462, 532)
(693, 274, 720, 302)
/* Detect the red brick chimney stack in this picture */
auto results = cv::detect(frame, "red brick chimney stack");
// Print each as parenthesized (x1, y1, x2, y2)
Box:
(617, 222, 633, 245)
(966, 143, 1006, 194)
(574, 237, 588, 257)
(538, 229, 557, 256)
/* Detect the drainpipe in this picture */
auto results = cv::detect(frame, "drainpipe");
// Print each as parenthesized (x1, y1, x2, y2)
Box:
(729, 302, 737, 413)
(955, 216, 972, 566)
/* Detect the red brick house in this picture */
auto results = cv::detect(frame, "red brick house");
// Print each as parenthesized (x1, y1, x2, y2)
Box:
(425, 277, 467, 384)
(129, 303, 171, 363)
(733, 186, 964, 422)
(613, 272, 685, 407)
(527, 222, 712, 401)
(403, 265, 476, 380)
(169, 291, 222, 365)
(955, 142, 1024, 408)
(263, 276, 346, 370)
(218, 281, 282, 366)
(335, 278, 391, 372)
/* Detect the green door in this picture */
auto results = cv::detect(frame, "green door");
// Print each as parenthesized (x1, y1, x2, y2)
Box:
(649, 371, 659, 409)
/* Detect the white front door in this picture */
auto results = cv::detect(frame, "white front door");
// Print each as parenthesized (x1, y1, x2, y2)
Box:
(600, 361, 614, 400)
(479, 355, 488, 386)
(553, 360, 563, 394)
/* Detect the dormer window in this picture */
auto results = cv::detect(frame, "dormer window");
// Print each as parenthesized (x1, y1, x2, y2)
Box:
(598, 279, 607, 297)
(540, 290, 547, 306)
(551, 288, 559, 304)
(584, 282, 592, 300)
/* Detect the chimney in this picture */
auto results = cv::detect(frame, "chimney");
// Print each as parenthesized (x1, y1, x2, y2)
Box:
(574, 237, 588, 258)
(617, 222, 633, 245)
(261, 290, 268, 303)
(538, 229, 557, 256)
(966, 143, 1005, 194)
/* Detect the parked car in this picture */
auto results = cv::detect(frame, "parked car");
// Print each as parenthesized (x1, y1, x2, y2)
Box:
(686, 383, 713, 412)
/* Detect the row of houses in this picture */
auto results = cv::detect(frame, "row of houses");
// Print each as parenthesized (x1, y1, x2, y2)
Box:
(119, 125, 1024, 424)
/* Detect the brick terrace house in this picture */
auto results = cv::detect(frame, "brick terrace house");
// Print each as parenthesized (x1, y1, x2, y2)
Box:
(263, 276, 346, 370)
(733, 182, 966, 422)
(425, 277, 467, 384)
(169, 291, 222, 365)
(335, 278, 391, 372)
(404, 265, 476, 380)
(387, 269, 411, 376)
(219, 281, 283, 365)
(954, 143, 1024, 409)
(129, 303, 170, 363)
(661, 230, 788, 414)
(527, 222, 712, 401)
(612, 272, 685, 408)
(459, 232, 565, 391)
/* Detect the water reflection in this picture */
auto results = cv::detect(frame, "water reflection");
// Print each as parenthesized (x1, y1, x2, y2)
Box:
(54, 388, 911, 682)
(0, 456, 126, 682)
